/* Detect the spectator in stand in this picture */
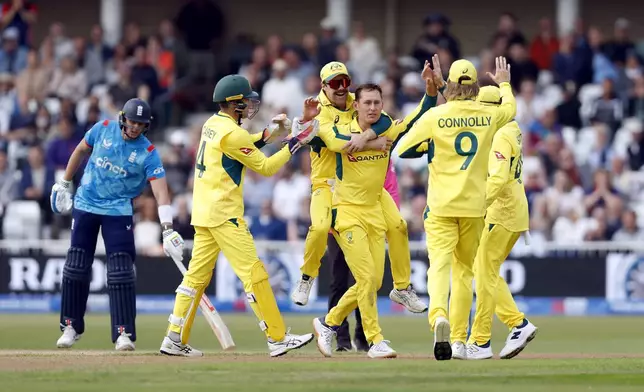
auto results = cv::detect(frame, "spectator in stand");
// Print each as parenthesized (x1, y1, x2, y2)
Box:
(147, 35, 174, 92)
(271, 163, 310, 222)
(584, 169, 623, 222)
(47, 22, 74, 65)
(107, 64, 137, 113)
(583, 206, 611, 241)
(406, 194, 427, 241)
(122, 22, 147, 57)
(543, 170, 585, 225)
(586, 123, 615, 172)
(589, 78, 623, 133)
(397, 72, 425, 116)
(556, 81, 583, 129)
(624, 52, 642, 82)
(45, 116, 82, 172)
(347, 21, 381, 85)
(538, 133, 563, 180)
(318, 18, 341, 66)
(604, 18, 635, 65)
(175, 0, 225, 84)
(301, 33, 320, 68)
(530, 17, 559, 70)
(288, 196, 311, 241)
(527, 108, 562, 155)
(18, 145, 55, 223)
(0, 149, 16, 211)
(551, 205, 596, 244)
(0, 0, 37, 48)
(243, 169, 274, 218)
(105, 43, 128, 86)
(162, 131, 192, 195)
(411, 13, 460, 66)
(559, 147, 583, 186)
(249, 199, 287, 241)
(627, 76, 644, 120)
(133, 195, 164, 256)
(334, 43, 358, 86)
(265, 34, 282, 65)
(552, 33, 581, 86)
(173, 194, 194, 241)
(516, 79, 546, 131)
(587, 27, 617, 84)
(239, 45, 270, 94)
(613, 210, 644, 241)
(0, 27, 27, 74)
(84, 25, 113, 89)
(32, 105, 52, 144)
(131, 45, 159, 102)
(507, 42, 539, 90)
(261, 59, 304, 118)
(492, 12, 526, 48)
(47, 55, 87, 103)
(283, 45, 314, 87)
(15, 49, 47, 102)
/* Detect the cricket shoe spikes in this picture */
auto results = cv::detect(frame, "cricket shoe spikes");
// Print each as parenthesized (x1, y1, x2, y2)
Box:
(159, 336, 204, 357)
(367, 340, 397, 359)
(499, 319, 538, 359)
(433, 316, 452, 360)
(291, 276, 314, 306)
(451, 341, 466, 360)
(313, 317, 337, 357)
(466, 342, 493, 360)
(115, 331, 135, 351)
(268, 329, 314, 357)
(389, 285, 428, 313)
(56, 325, 81, 348)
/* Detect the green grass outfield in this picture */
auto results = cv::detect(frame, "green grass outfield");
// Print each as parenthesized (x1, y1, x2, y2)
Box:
(1, 314, 644, 391)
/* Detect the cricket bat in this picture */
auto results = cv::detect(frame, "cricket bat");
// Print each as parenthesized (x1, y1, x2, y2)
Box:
(170, 257, 236, 351)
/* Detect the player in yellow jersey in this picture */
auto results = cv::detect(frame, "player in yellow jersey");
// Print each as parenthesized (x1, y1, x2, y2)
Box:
(301, 75, 437, 358)
(463, 86, 538, 360)
(396, 57, 516, 361)
(159, 75, 314, 357)
(291, 61, 428, 351)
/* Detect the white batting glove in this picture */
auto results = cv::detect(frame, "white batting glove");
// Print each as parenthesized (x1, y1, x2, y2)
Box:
(163, 229, 185, 262)
(50, 179, 73, 214)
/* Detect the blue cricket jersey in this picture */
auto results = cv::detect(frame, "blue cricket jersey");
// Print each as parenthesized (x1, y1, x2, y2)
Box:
(74, 120, 166, 216)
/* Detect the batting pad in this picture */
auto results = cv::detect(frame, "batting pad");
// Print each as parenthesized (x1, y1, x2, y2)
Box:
(60, 247, 92, 334)
(107, 252, 137, 342)
(248, 261, 286, 341)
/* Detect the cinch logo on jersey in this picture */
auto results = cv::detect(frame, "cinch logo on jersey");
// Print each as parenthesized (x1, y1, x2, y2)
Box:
(96, 156, 128, 177)
(347, 152, 388, 162)
(437, 116, 492, 128)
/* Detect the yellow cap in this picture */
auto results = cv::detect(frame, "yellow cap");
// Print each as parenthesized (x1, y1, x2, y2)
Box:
(448, 59, 477, 85)
(320, 61, 350, 82)
(477, 86, 501, 105)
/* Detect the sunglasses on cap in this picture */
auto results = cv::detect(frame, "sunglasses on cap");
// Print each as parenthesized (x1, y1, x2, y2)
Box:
(326, 78, 351, 89)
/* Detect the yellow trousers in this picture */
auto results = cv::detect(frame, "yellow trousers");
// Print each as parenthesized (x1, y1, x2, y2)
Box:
(469, 222, 525, 345)
(167, 219, 286, 344)
(325, 205, 386, 344)
(424, 212, 484, 342)
(301, 186, 410, 290)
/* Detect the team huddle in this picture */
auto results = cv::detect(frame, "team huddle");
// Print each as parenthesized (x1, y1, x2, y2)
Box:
(49, 50, 537, 360)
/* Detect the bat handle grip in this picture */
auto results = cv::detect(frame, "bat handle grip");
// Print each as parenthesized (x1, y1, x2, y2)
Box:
(171, 255, 188, 275)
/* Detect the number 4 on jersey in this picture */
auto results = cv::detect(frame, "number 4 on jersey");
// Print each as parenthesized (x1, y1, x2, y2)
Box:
(196, 141, 207, 178)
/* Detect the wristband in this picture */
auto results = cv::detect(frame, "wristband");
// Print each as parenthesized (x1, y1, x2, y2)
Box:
(158, 204, 173, 225)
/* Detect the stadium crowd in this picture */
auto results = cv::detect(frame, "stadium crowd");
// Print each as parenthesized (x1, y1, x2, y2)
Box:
(0, 0, 643, 254)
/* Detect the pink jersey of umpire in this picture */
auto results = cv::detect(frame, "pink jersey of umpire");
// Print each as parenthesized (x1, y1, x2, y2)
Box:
(384, 160, 400, 209)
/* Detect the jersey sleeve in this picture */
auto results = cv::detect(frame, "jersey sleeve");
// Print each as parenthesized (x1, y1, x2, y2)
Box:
(399, 140, 431, 158)
(485, 130, 513, 207)
(394, 110, 434, 158)
(84, 121, 104, 148)
(371, 114, 393, 136)
(494, 82, 517, 129)
(250, 131, 267, 149)
(316, 123, 351, 152)
(222, 129, 290, 177)
(144, 147, 166, 181)
(390, 93, 437, 140)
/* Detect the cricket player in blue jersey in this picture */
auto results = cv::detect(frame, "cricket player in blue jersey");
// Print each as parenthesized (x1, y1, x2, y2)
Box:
(51, 98, 185, 351)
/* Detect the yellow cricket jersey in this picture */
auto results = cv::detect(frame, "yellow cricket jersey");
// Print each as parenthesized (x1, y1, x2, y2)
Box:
(309, 90, 357, 188)
(317, 94, 435, 207)
(191, 111, 291, 227)
(395, 82, 516, 218)
(485, 121, 529, 232)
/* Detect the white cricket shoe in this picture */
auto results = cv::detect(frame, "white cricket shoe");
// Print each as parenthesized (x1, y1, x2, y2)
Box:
(313, 317, 336, 357)
(268, 329, 314, 357)
(56, 325, 81, 348)
(367, 340, 397, 359)
(115, 331, 135, 351)
(389, 285, 428, 313)
(291, 277, 314, 306)
(499, 319, 538, 359)
(433, 316, 452, 361)
(159, 336, 204, 357)
(466, 343, 493, 360)
(451, 341, 466, 360)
